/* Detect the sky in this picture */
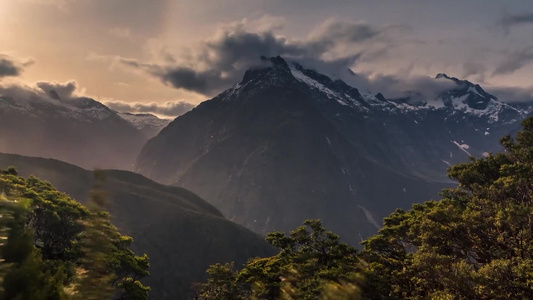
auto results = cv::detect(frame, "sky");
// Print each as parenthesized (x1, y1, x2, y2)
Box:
(1, 0, 533, 116)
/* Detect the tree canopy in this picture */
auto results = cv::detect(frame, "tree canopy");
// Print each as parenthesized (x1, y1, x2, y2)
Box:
(196, 219, 364, 300)
(361, 117, 533, 299)
(0, 169, 150, 300)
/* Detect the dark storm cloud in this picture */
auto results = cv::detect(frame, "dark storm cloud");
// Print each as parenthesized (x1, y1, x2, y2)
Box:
(499, 11, 533, 34)
(104, 100, 195, 117)
(0, 54, 34, 78)
(493, 46, 533, 76)
(116, 19, 392, 95)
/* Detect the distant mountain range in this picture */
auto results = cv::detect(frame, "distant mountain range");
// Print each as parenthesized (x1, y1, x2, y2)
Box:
(118, 112, 171, 139)
(134, 56, 532, 244)
(0, 90, 170, 170)
(1, 56, 531, 244)
(0, 153, 273, 299)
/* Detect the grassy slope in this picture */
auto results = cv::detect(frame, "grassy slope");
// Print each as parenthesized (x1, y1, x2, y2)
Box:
(0, 153, 274, 299)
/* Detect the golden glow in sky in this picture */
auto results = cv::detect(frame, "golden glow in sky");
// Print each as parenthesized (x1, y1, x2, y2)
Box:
(1, 0, 533, 106)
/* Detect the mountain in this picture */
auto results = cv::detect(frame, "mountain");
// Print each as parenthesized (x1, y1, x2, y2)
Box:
(0, 90, 147, 170)
(287, 66, 528, 181)
(135, 56, 477, 244)
(118, 112, 171, 139)
(0, 153, 273, 299)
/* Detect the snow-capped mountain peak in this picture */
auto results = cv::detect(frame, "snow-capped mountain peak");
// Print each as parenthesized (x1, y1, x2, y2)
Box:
(0, 91, 114, 122)
(221, 56, 526, 128)
(118, 112, 170, 130)
(228, 57, 526, 125)
(118, 112, 171, 138)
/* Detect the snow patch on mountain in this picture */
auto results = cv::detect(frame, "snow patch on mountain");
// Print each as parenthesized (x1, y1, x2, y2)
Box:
(118, 112, 170, 130)
(0, 94, 114, 122)
(289, 64, 351, 106)
(288, 62, 523, 125)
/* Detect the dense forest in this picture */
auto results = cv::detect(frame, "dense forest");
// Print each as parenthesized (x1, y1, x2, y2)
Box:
(3, 117, 533, 299)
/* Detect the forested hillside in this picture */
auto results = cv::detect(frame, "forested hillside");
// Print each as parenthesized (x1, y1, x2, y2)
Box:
(0, 154, 274, 299)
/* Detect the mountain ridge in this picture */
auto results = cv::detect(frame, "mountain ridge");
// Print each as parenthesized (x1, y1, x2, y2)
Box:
(0, 152, 273, 299)
(0, 88, 171, 170)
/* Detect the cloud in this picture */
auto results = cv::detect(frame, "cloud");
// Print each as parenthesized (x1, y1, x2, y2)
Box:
(20, 0, 77, 12)
(0, 80, 82, 105)
(0, 80, 196, 118)
(103, 100, 195, 117)
(0, 54, 34, 78)
(114, 26, 304, 95)
(109, 27, 132, 40)
(462, 61, 486, 80)
(340, 71, 459, 100)
(486, 85, 533, 103)
(305, 19, 382, 56)
(499, 11, 533, 34)
(493, 46, 533, 76)
(244, 15, 286, 32)
(109, 18, 400, 96)
(0, 82, 44, 101)
(36, 80, 80, 99)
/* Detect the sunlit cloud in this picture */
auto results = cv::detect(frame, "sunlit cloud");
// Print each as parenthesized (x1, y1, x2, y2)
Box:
(104, 100, 195, 117)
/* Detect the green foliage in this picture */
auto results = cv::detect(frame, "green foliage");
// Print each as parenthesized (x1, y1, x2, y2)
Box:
(198, 263, 246, 300)
(0, 194, 65, 300)
(361, 117, 533, 299)
(197, 220, 363, 300)
(74, 171, 116, 300)
(319, 281, 361, 300)
(75, 170, 150, 300)
(0, 170, 150, 300)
